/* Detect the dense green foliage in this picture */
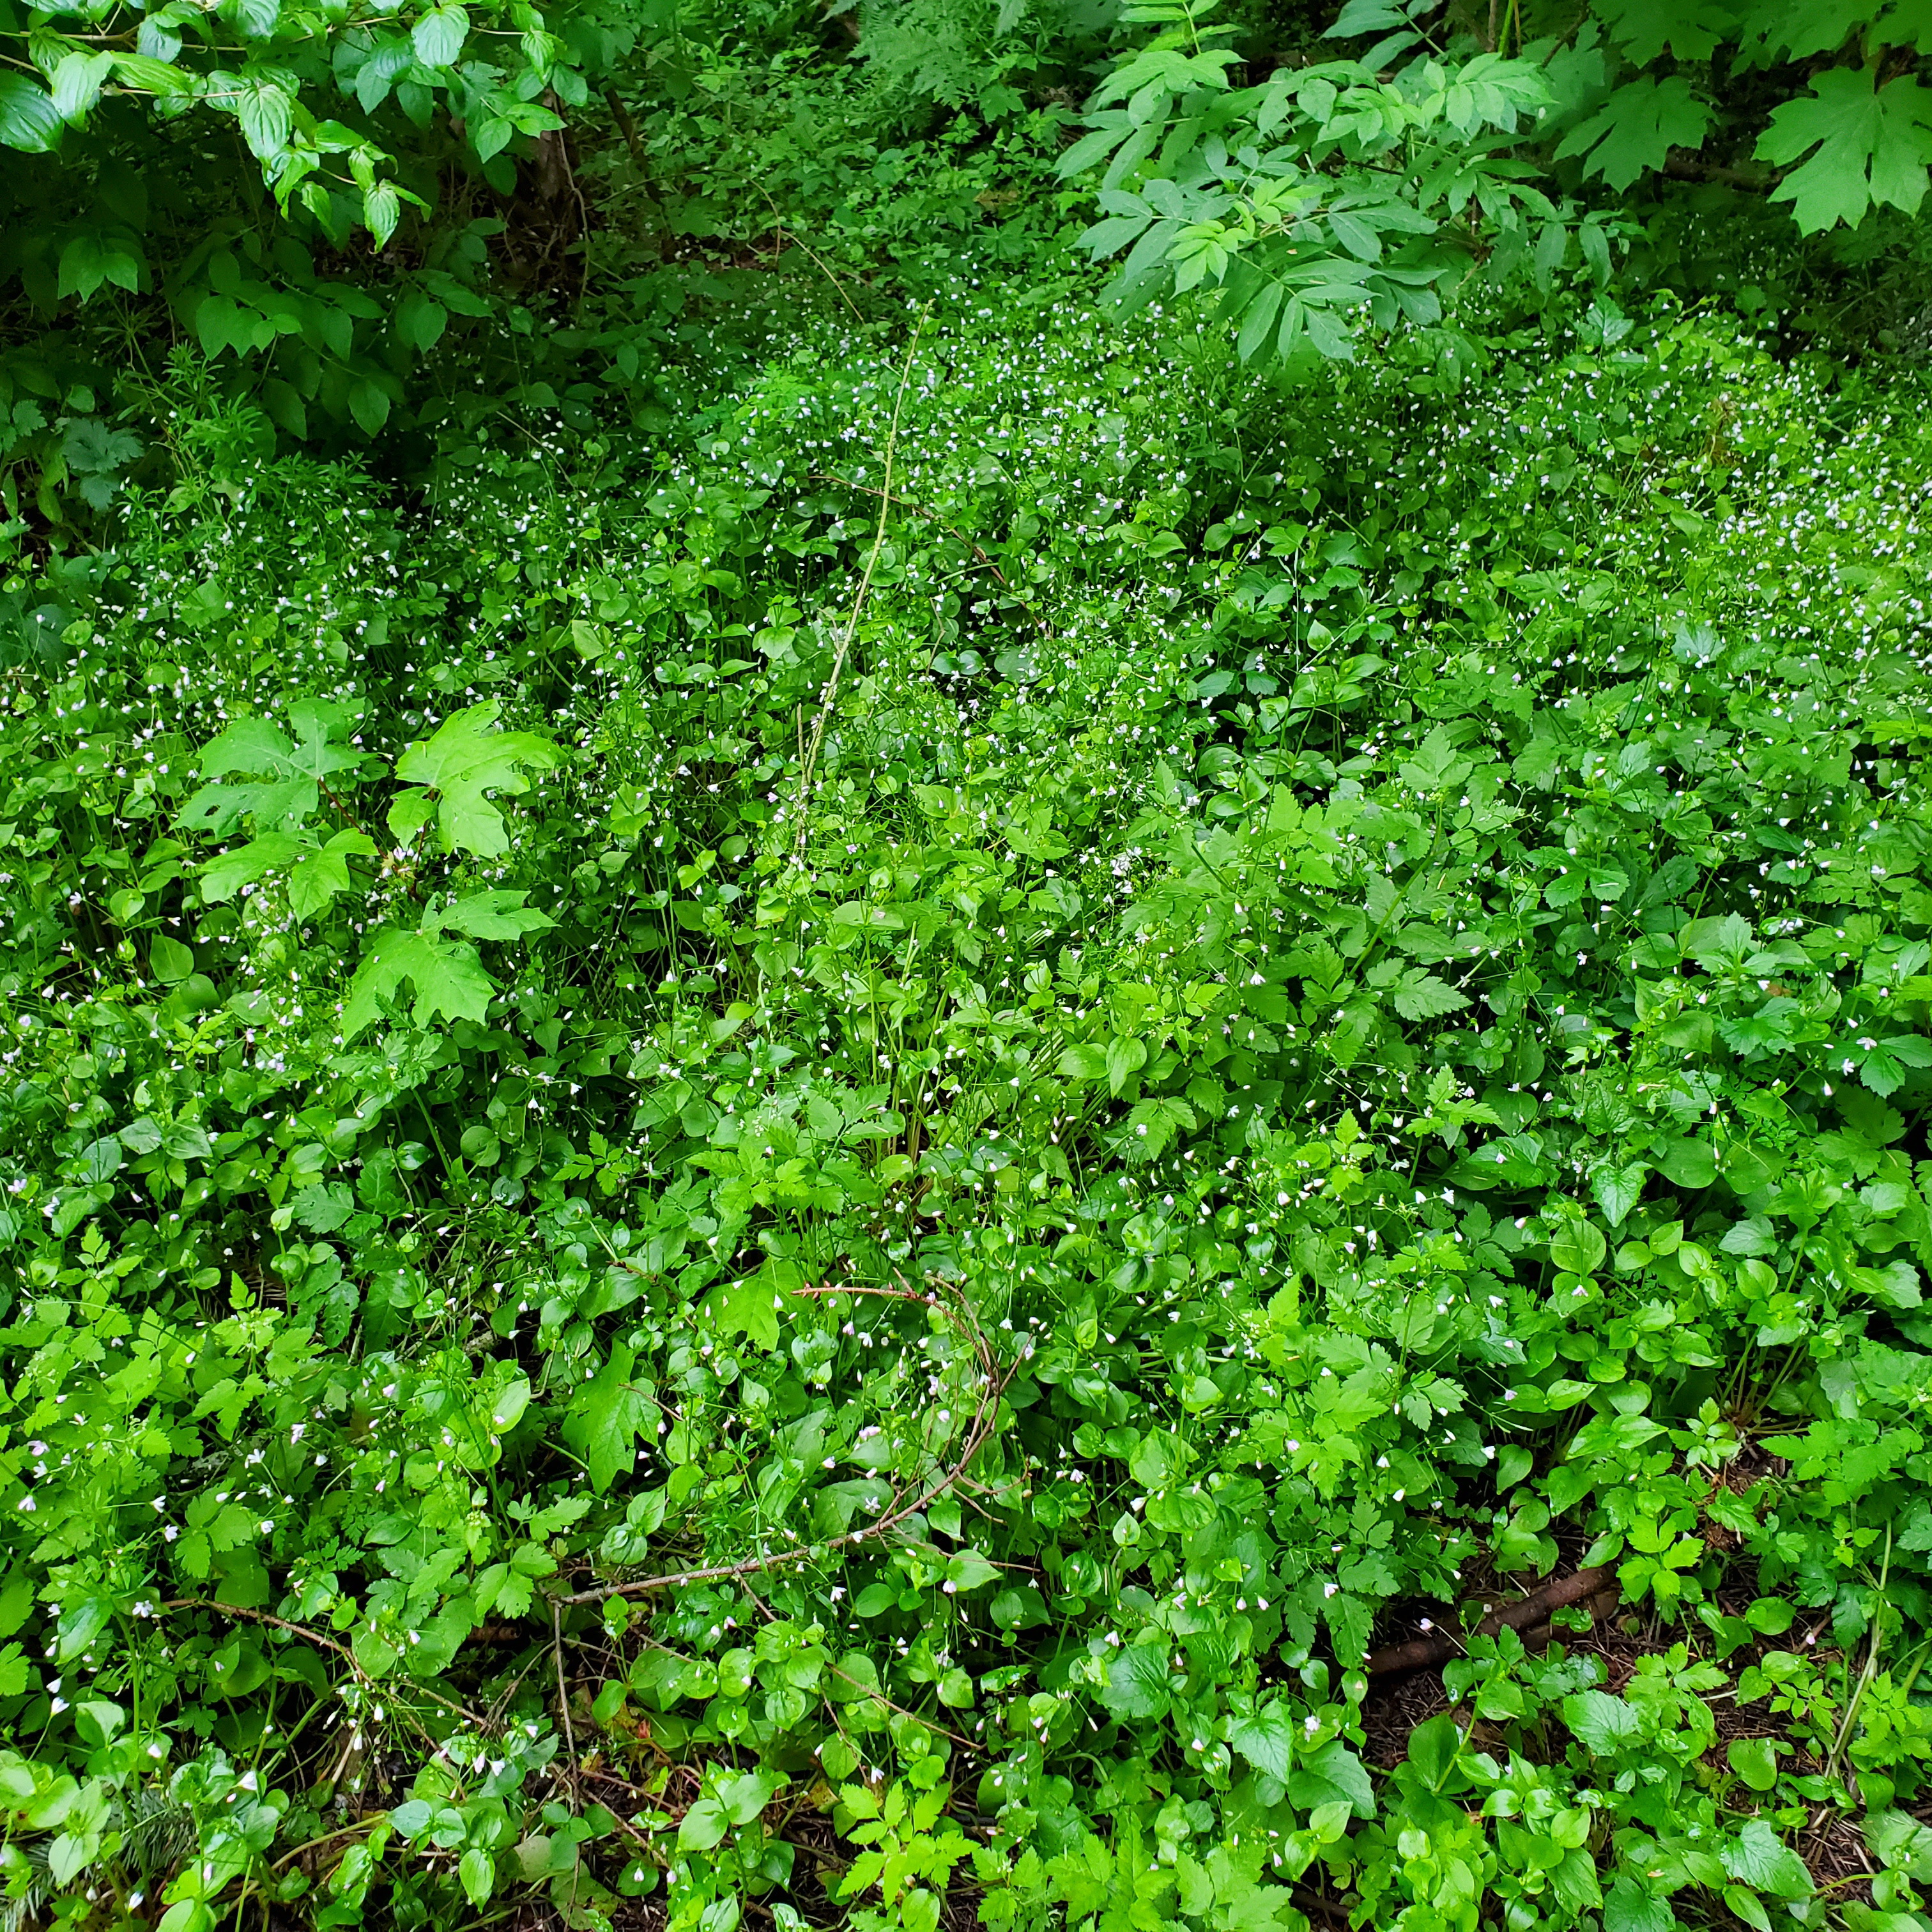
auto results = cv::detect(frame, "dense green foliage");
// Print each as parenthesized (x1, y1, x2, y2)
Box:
(7, 3, 1932, 1932)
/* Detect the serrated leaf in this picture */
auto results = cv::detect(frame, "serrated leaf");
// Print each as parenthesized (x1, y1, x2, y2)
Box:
(1756, 68, 1932, 232)
(1592, 0, 1735, 61)
(1392, 970, 1469, 1022)
(288, 829, 378, 920)
(1101, 1642, 1172, 1721)
(431, 889, 556, 940)
(341, 928, 496, 1038)
(1229, 1700, 1296, 1779)
(1561, 1688, 1644, 1754)
(180, 703, 362, 836)
(1603, 1877, 1675, 1932)
(393, 701, 561, 857)
(561, 1342, 648, 1492)
(1555, 75, 1713, 190)
(199, 832, 307, 904)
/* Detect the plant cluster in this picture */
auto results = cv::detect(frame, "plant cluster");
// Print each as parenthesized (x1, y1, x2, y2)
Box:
(2, 277, 1931, 1931)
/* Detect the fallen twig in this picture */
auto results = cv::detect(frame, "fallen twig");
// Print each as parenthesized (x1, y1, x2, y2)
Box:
(1364, 1566, 1616, 1675)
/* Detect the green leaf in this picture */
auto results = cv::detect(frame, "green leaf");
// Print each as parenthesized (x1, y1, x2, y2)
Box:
(1057, 1043, 1110, 1080)
(1555, 75, 1713, 191)
(347, 378, 392, 436)
(1288, 1740, 1376, 1820)
(717, 1771, 779, 1825)
(392, 701, 561, 857)
(1561, 1688, 1644, 1754)
(0, 75, 64, 153)
(1590, 1161, 1647, 1227)
(50, 50, 115, 124)
(678, 1798, 728, 1851)
(1549, 1216, 1607, 1275)
(341, 928, 496, 1038)
(413, 4, 470, 66)
(200, 832, 305, 904)
(180, 702, 362, 837)
(1724, 1818, 1813, 1896)
(1406, 1713, 1462, 1790)
(458, 1847, 493, 1908)
(1105, 1034, 1147, 1097)
(1229, 1701, 1296, 1779)
(237, 80, 293, 161)
(1603, 1877, 1675, 1932)
(1101, 1642, 1172, 1721)
(1756, 68, 1932, 232)
(1591, 0, 1734, 61)
(288, 830, 378, 919)
(57, 233, 141, 302)
(561, 1342, 648, 1492)
(1726, 1736, 1780, 1792)
(150, 934, 194, 985)
(1391, 969, 1468, 1022)
(431, 889, 556, 940)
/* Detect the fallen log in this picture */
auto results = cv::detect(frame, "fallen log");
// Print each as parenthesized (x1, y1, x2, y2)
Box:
(1365, 1566, 1615, 1675)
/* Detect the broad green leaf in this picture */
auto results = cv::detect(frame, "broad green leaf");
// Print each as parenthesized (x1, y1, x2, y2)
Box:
(392, 701, 561, 856)
(431, 889, 556, 940)
(561, 1342, 648, 1492)
(1288, 1741, 1376, 1819)
(1590, 1161, 1647, 1227)
(1591, 0, 1735, 60)
(180, 702, 362, 836)
(1101, 1641, 1172, 1721)
(413, 4, 470, 66)
(237, 80, 293, 161)
(1405, 1712, 1462, 1790)
(717, 1771, 779, 1826)
(1555, 75, 1714, 190)
(288, 829, 378, 919)
(677, 1798, 728, 1851)
(1756, 68, 1932, 232)
(199, 832, 305, 904)
(1105, 1034, 1147, 1096)
(1229, 1700, 1296, 1779)
(458, 1847, 493, 1906)
(0, 75, 64, 152)
(150, 934, 194, 985)
(1721, 1819, 1813, 1897)
(1726, 1736, 1779, 1791)
(341, 928, 495, 1038)
(50, 51, 115, 124)
(1603, 1877, 1675, 1932)
(1561, 1688, 1644, 1754)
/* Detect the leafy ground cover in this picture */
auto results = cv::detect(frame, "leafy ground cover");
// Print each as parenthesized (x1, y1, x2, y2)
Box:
(5, 279, 1932, 1932)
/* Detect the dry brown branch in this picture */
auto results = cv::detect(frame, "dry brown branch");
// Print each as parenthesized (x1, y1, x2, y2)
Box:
(1364, 1566, 1616, 1675)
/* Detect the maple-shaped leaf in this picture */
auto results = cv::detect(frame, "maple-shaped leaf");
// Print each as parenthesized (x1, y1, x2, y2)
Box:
(1736, 0, 1879, 61)
(1592, 0, 1735, 62)
(429, 889, 557, 940)
(1756, 68, 1932, 231)
(561, 1341, 649, 1492)
(178, 698, 364, 836)
(390, 700, 560, 857)
(199, 831, 307, 903)
(341, 928, 496, 1038)
(1556, 75, 1713, 190)
(288, 830, 378, 920)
